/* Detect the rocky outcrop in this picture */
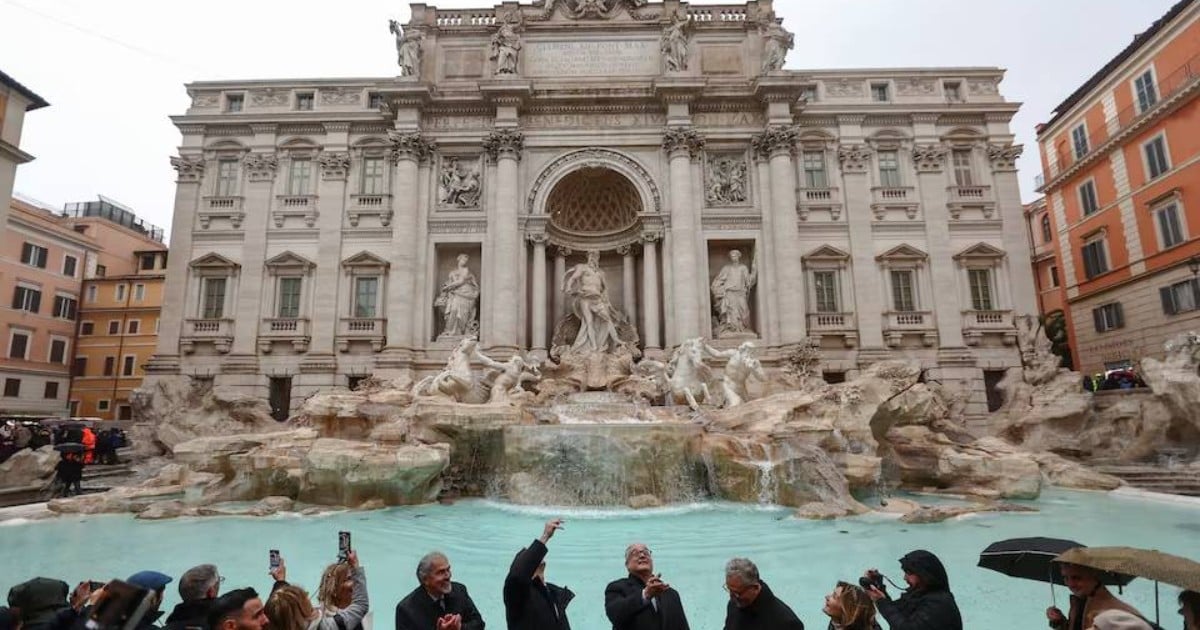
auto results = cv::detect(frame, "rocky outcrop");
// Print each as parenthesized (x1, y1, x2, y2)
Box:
(885, 428, 1042, 499)
(1030, 452, 1122, 491)
(300, 438, 447, 506)
(131, 377, 283, 455)
(899, 502, 1037, 524)
(0, 446, 57, 488)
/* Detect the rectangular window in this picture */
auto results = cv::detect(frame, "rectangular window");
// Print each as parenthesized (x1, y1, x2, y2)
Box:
(226, 93, 243, 112)
(1160, 278, 1200, 315)
(1041, 215, 1053, 243)
(354, 277, 378, 318)
(1049, 265, 1060, 288)
(952, 149, 974, 187)
(1079, 180, 1099, 216)
(122, 355, 136, 377)
(812, 271, 839, 313)
(1071, 123, 1089, 159)
(968, 268, 994, 310)
(141, 254, 157, 271)
(802, 151, 827, 188)
(800, 85, 818, 103)
(1092, 303, 1125, 332)
(11, 286, 41, 313)
(1135, 69, 1158, 112)
(871, 83, 889, 102)
(80, 322, 95, 335)
(288, 158, 312, 195)
(95, 264, 106, 277)
(52, 295, 78, 320)
(44, 382, 59, 400)
(368, 92, 385, 109)
(115, 284, 127, 302)
(878, 151, 901, 187)
(296, 92, 314, 110)
(1145, 135, 1170, 180)
(3, 379, 19, 397)
(216, 159, 239, 196)
(49, 339, 67, 364)
(361, 157, 385, 195)
(890, 269, 916, 312)
(97, 399, 110, 411)
(277, 277, 302, 319)
(202, 278, 227, 319)
(87, 285, 97, 302)
(108, 320, 120, 335)
(117, 405, 133, 421)
(8, 331, 29, 360)
(134, 284, 146, 302)
(1156, 203, 1185, 249)
(63, 255, 77, 278)
(20, 242, 48, 268)
(103, 356, 116, 377)
(127, 320, 141, 335)
(944, 81, 962, 102)
(1081, 238, 1109, 279)
(72, 357, 87, 377)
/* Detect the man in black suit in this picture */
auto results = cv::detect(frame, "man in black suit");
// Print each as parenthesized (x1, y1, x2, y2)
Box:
(503, 517, 574, 630)
(722, 557, 804, 630)
(395, 551, 485, 630)
(604, 542, 691, 630)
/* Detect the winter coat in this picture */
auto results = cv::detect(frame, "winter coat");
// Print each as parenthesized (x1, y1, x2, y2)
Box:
(503, 539, 574, 630)
(7, 578, 71, 630)
(874, 550, 962, 630)
(604, 574, 691, 630)
(394, 582, 483, 630)
(163, 599, 213, 630)
(1053, 589, 1148, 630)
(723, 581, 804, 630)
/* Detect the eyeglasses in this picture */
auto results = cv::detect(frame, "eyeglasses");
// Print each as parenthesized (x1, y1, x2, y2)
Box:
(724, 582, 760, 597)
(627, 548, 652, 559)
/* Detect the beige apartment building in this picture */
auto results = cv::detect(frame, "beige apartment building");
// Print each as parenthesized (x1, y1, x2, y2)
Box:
(0, 69, 48, 235)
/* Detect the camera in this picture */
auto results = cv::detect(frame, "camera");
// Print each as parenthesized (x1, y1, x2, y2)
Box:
(859, 572, 886, 591)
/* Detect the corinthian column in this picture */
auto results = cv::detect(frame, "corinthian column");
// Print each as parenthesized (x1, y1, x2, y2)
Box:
(484, 129, 525, 352)
(619, 244, 637, 324)
(383, 131, 434, 359)
(641, 232, 662, 350)
(753, 126, 806, 343)
(528, 233, 548, 353)
(662, 127, 705, 342)
(553, 246, 569, 326)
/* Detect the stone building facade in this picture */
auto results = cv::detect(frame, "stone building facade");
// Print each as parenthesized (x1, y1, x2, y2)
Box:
(149, 0, 1035, 422)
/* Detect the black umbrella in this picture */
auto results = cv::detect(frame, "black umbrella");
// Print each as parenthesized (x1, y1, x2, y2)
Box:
(53, 442, 85, 453)
(979, 537, 1135, 607)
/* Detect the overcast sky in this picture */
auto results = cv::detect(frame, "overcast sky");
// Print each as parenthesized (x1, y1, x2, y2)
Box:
(0, 0, 1179, 237)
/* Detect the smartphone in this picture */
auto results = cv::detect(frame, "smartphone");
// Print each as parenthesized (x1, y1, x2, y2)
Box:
(269, 549, 281, 571)
(337, 531, 351, 563)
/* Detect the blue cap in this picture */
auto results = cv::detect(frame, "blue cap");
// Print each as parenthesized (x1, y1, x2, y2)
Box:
(127, 571, 173, 592)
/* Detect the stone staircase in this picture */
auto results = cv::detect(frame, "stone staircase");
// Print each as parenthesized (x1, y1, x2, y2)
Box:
(1095, 465, 1200, 497)
(0, 463, 135, 508)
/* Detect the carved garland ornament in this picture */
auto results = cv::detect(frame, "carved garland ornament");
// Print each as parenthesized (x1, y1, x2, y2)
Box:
(170, 156, 205, 182)
(525, 147, 662, 216)
(750, 126, 797, 159)
(318, 152, 352, 180)
(987, 143, 1023, 171)
(662, 127, 705, 159)
(242, 153, 279, 182)
(529, 0, 656, 22)
(387, 130, 435, 163)
(911, 144, 948, 173)
(484, 129, 525, 161)
(837, 145, 873, 173)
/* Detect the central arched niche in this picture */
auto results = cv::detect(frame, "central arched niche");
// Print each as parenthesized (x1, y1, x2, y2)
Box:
(546, 166, 643, 248)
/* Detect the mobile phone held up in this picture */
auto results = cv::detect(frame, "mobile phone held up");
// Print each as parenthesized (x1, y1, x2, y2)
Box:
(337, 531, 352, 563)
(269, 549, 281, 571)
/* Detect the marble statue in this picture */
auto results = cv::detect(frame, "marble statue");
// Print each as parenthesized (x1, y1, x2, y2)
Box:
(759, 18, 793, 73)
(564, 250, 624, 353)
(439, 158, 482, 207)
(667, 337, 713, 410)
(660, 10, 690, 72)
(412, 336, 477, 401)
(705, 155, 748, 205)
(435, 254, 480, 338)
(1014, 314, 1061, 386)
(474, 347, 541, 404)
(711, 249, 757, 336)
(490, 15, 523, 75)
(705, 341, 764, 408)
(390, 20, 423, 77)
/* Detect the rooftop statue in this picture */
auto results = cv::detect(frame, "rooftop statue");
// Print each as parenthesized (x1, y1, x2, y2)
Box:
(389, 20, 423, 77)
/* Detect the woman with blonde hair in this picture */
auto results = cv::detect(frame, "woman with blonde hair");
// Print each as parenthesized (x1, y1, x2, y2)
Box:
(265, 552, 369, 630)
(317, 561, 370, 630)
(823, 581, 880, 630)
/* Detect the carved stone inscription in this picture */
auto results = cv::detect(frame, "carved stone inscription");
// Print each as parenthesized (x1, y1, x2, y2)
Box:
(525, 40, 659, 77)
(525, 112, 666, 129)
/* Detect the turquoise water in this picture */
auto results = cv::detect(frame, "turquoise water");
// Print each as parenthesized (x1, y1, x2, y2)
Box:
(2, 489, 1197, 629)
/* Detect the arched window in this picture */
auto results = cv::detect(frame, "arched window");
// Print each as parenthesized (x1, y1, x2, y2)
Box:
(1041, 215, 1053, 243)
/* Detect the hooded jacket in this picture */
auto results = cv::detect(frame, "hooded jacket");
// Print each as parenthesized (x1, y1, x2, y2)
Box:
(874, 550, 962, 630)
(723, 581, 804, 630)
(6, 578, 73, 630)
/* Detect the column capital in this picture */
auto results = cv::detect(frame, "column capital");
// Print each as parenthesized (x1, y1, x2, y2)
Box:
(387, 130, 435, 163)
(641, 230, 663, 244)
(616, 244, 633, 256)
(526, 232, 549, 245)
(170, 155, 205, 183)
(484, 129, 525, 162)
(662, 126, 705, 159)
(555, 245, 573, 257)
(912, 143, 948, 173)
(987, 142, 1023, 172)
(751, 125, 797, 160)
(837, 144, 872, 174)
(242, 153, 278, 182)
(318, 151, 352, 180)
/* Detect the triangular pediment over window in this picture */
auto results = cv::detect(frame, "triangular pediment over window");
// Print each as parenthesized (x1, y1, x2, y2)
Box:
(953, 242, 1006, 262)
(876, 243, 927, 262)
(189, 253, 241, 270)
(265, 251, 316, 270)
(341, 251, 390, 270)
(802, 245, 851, 263)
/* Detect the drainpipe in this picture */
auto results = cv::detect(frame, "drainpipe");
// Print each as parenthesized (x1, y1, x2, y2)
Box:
(109, 278, 133, 421)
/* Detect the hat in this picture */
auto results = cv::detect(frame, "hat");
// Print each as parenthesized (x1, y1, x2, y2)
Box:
(1091, 610, 1153, 630)
(127, 571, 173, 592)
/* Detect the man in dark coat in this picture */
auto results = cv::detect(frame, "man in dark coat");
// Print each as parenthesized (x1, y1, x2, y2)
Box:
(503, 518, 573, 630)
(163, 564, 221, 630)
(722, 558, 804, 630)
(865, 549, 962, 630)
(395, 551, 485, 630)
(604, 542, 690, 630)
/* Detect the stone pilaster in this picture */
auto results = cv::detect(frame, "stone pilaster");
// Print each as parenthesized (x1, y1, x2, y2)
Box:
(837, 140, 886, 349)
(753, 153, 779, 344)
(528, 232, 548, 353)
(662, 126, 705, 343)
(149, 155, 206, 372)
(381, 130, 434, 364)
(484, 129, 525, 352)
(308, 143, 351, 358)
(641, 231, 662, 350)
(753, 126, 806, 344)
(912, 142, 963, 347)
(989, 142, 1037, 316)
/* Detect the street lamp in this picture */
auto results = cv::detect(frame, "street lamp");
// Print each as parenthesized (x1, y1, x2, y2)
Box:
(1188, 255, 1200, 277)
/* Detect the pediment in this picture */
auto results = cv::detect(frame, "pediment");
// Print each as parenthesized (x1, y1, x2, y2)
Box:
(876, 243, 927, 262)
(802, 245, 851, 262)
(189, 253, 240, 270)
(341, 251, 390, 269)
(265, 251, 316, 270)
(953, 242, 1006, 261)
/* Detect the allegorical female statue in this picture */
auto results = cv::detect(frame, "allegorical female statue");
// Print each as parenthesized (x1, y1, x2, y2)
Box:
(435, 253, 480, 337)
(389, 19, 423, 77)
(760, 17, 793, 73)
(711, 249, 757, 335)
(660, 10, 690, 72)
(490, 19, 522, 75)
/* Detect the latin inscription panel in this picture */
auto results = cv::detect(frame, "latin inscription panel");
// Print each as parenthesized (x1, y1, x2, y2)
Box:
(525, 39, 659, 77)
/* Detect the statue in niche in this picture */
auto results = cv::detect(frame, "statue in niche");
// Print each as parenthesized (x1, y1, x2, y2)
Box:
(705, 155, 748, 205)
(704, 340, 765, 408)
(489, 12, 523, 75)
(759, 16, 793, 73)
(389, 20, 423, 77)
(711, 249, 758, 336)
(563, 250, 624, 353)
(434, 253, 480, 338)
(411, 336, 478, 401)
(474, 347, 541, 405)
(660, 10, 690, 72)
(439, 158, 482, 208)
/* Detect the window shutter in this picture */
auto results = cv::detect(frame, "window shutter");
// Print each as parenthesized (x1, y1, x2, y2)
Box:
(30, 291, 41, 313)
(11, 289, 21, 310)
(1114, 303, 1125, 328)
(1093, 308, 1103, 332)
(1191, 279, 1200, 305)
(21, 243, 31, 263)
(1161, 286, 1177, 315)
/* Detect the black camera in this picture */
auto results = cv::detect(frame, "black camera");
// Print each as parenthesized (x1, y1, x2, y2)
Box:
(859, 573, 885, 591)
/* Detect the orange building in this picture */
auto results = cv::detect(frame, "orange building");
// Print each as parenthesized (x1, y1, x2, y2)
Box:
(1035, 0, 1200, 374)
(64, 198, 167, 420)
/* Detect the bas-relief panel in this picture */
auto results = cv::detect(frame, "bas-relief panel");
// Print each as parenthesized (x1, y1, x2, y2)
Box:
(524, 40, 660, 77)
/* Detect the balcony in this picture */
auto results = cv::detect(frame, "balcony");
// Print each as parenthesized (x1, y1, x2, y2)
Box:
(962, 309, 1017, 346)
(258, 318, 311, 353)
(946, 185, 996, 219)
(882, 311, 937, 348)
(870, 186, 919, 220)
(337, 317, 386, 352)
(348, 194, 393, 227)
(806, 312, 858, 348)
(273, 195, 318, 228)
(181, 318, 234, 354)
(795, 187, 843, 221)
(198, 196, 245, 229)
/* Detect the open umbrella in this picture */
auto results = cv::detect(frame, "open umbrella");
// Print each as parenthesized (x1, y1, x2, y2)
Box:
(979, 537, 1133, 608)
(1056, 546, 1200, 625)
(53, 442, 85, 453)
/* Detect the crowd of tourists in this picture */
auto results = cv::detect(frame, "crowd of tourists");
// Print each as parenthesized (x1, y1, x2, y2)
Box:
(3, 519, 1198, 630)
(0, 420, 128, 467)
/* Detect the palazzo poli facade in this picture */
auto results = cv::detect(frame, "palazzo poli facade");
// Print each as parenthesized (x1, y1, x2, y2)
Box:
(150, 0, 1036, 423)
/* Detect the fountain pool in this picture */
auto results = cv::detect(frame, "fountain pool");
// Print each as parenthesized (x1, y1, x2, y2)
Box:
(2, 489, 1196, 628)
